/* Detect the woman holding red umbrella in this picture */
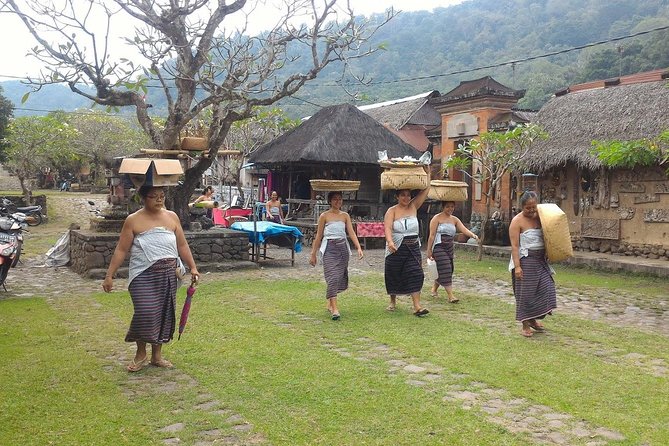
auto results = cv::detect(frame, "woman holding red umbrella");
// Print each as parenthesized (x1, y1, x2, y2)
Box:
(103, 185, 199, 372)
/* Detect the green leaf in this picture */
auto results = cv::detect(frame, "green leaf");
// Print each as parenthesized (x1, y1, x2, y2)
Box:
(21, 92, 31, 104)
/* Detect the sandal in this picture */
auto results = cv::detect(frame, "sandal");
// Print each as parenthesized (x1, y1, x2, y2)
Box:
(127, 357, 149, 372)
(386, 305, 396, 312)
(413, 308, 430, 317)
(529, 321, 546, 332)
(430, 290, 438, 298)
(331, 313, 340, 321)
(521, 328, 534, 337)
(151, 358, 174, 368)
(448, 296, 460, 303)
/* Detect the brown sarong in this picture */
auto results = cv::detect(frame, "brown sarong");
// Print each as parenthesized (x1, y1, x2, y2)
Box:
(322, 238, 350, 299)
(511, 249, 557, 322)
(126, 258, 178, 344)
(385, 236, 424, 295)
(433, 236, 454, 287)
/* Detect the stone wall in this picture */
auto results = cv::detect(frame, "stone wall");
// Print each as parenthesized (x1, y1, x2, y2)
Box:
(70, 228, 251, 278)
(572, 239, 669, 261)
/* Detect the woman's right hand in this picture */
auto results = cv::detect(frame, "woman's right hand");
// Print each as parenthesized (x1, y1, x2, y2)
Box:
(514, 266, 523, 280)
(102, 277, 113, 292)
(387, 242, 397, 254)
(309, 253, 317, 267)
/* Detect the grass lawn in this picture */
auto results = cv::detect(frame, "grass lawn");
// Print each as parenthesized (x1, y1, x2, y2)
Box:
(2, 268, 667, 445)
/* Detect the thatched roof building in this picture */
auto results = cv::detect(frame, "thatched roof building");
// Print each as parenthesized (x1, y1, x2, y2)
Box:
(359, 91, 441, 131)
(249, 103, 420, 165)
(525, 70, 669, 173)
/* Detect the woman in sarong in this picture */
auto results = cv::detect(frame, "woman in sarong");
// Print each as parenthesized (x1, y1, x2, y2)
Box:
(103, 185, 200, 371)
(265, 191, 284, 223)
(508, 190, 557, 337)
(384, 167, 431, 316)
(426, 201, 478, 303)
(310, 191, 364, 320)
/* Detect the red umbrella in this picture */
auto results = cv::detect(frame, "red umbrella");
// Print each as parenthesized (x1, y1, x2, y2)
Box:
(178, 276, 197, 340)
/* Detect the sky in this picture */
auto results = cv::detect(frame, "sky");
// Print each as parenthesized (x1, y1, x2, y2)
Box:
(0, 0, 465, 80)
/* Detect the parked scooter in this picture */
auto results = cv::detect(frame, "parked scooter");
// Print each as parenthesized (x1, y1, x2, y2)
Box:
(0, 198, 43, 226)
(0, 213, 27, 290)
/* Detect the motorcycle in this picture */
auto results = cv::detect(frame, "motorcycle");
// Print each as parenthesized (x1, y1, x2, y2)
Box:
(0, 212, 27, 290)
(0, 197, 43, 226)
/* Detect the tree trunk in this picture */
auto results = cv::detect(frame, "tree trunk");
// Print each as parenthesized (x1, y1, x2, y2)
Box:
(477, 196, 493, 261)
(169, 185, 192, 229)
(18, 177, 31, 205)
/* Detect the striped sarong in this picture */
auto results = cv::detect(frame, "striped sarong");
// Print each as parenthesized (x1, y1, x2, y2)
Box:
(433, 236, 454, 287)
(511, 249, 557, 322)
(385, 236, 424, 295)
(322, 238, 350, 299)
(126, 258, 178, 344)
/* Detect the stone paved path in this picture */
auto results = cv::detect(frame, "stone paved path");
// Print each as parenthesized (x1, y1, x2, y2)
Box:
(1, 193, 666, 444)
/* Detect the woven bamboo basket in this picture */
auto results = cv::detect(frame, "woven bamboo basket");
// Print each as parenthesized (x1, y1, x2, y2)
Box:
(428, 180, 468, 201)
(309, 179, 361, 192)
(380, 166, 428, 191)
(181, 137, 207, 150)
(537, 203, 574, 263)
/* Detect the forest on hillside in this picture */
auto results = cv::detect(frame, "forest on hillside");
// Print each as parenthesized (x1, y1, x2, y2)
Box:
(2, 0, 668, 118)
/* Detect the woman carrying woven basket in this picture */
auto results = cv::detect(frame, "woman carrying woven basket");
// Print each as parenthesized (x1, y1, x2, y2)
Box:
(383, 166, 431, 316)
(309, 191, 364, 320)
(508, 191, 557, 337)
(426, 201, 479, 303)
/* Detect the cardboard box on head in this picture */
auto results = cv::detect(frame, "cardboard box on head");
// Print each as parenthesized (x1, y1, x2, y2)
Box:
(119, 158, 184, 187)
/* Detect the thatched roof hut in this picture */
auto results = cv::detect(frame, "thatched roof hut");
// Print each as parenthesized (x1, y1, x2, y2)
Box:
(525, 70, 669, 173)
(248, 103, 420, 165)
(359, 91, 441, 130)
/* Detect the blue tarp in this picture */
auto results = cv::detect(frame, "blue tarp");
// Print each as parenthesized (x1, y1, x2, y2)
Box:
(231, 221, 303, 252)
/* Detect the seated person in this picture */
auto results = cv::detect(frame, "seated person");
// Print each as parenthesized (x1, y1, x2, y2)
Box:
(265, 191, 284, 223)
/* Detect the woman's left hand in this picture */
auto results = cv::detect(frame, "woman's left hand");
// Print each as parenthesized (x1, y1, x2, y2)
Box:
(357, 247, 364, 260)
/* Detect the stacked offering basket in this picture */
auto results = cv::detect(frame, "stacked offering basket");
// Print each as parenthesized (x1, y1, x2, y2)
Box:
(379, 161, 429, 190)
(427, 180, 469, 202)
(309, 179, 361, 192)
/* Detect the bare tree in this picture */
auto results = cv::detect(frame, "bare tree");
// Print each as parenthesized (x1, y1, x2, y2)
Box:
(3, 0, 394, 224)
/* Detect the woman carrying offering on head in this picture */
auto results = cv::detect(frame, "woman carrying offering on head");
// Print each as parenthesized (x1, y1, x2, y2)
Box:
(383, 166, 431, 316)
(309, 191, 364, 320)
(103, 185, 200, 371)
(266, 190, 284, 224)
(426, 201, 478, 303)
(508, 191, 557, 337)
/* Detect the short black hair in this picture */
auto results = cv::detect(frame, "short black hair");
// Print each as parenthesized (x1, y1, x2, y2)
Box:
(138, 185, 162, 198)
(441, 200, 456, 208)
(327, 191, 343, 203)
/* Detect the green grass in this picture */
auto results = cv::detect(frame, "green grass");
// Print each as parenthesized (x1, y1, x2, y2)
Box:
(0, 299, 157, 445)
(80, 276, 669, 445)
